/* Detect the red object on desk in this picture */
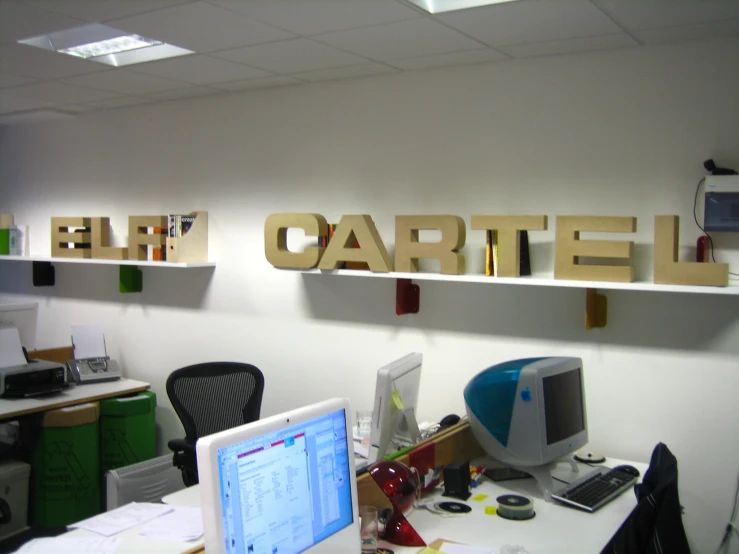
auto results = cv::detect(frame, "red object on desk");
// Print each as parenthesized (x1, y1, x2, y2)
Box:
(369, 460, 426, 547)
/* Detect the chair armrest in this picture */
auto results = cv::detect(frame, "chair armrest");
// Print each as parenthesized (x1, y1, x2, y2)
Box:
(168, 438, 195, 454)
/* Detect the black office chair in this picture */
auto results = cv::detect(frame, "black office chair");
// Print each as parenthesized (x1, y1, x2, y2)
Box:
(166, 362, 264, 487)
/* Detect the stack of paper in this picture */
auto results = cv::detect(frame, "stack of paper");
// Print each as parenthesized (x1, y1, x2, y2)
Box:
(68, 503, 173, 536)
(0, 328, 26, 369)
(139, 506, 204, 542)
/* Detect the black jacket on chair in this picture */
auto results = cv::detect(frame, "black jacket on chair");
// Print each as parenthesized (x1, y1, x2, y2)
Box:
(601, 443, 691, 554)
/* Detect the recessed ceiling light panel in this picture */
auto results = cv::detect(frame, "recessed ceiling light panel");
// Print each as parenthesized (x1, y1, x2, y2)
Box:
(18, 24, 193, 67)
(405, 0, 520, 14)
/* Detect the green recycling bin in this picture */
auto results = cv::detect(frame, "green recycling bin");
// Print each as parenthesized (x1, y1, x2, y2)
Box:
(30, 402, 100, 528)
(100, 391, 156, 474)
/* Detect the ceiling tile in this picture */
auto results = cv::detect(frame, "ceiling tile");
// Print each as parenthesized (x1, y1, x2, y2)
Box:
(108, 1, 294, 53)
(0, 91, 58, 114)
(593, 1, 739, 32)
(0, 72, 36, 89)
(0, 1, 84, 44)
(83, 96, 155, 109)
(437, 0, 623, 47)
(389, 48, 507, 70)
(212, 39, 368, 74)
(6, 81, 123, 104)
(216, 75, 305, 91)
(633, 19, 739, 45)
(0, 43, 110, 79)
(143, 85, 223, 100)
(317, 18, 483, 61)
(208, 0, 423, 36)
(62, 70, 187, 94)
(128, 55, 270, 85)
(500, 33, 638, 58)
(293, 63, 399, 82)
(23, 0, 194, 23)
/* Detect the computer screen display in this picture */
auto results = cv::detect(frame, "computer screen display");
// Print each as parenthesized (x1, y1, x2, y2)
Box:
(215, 408, 354, 554)
(543, 367, 585, 445)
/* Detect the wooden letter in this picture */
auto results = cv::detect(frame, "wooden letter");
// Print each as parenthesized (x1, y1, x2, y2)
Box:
(318, 215, 393, 272)
(654, 215, 728, 286)
(91, 217, 128, 260)
(264, 213, 327, 269)
(128, 215, 167, 261)
(51, 217, 91, 258)
(554, 216, 636, 282)
(395, 215, 466, 275)
(471, 215, 548, 277)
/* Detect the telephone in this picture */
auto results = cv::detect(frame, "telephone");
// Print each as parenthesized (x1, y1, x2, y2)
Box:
(66, 357, 121, 385)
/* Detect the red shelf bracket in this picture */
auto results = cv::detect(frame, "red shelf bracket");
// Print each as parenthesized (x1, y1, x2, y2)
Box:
(396, 278, 420, 315)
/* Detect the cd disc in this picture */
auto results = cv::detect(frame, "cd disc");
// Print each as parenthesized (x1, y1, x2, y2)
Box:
(496, 494, 535, 520)
(436, 501, 472, 514)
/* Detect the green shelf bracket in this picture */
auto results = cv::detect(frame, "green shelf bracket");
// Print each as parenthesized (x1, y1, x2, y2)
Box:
(119, 265, 143, 293)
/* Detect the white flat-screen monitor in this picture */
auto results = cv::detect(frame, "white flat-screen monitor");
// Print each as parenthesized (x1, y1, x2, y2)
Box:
(197, 398, 360, 554)
(0, 302, 38, 350)
(369, 352, 423, 462)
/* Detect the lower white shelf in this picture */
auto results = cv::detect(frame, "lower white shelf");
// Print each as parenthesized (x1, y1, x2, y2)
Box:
(300, 269, 739, 296)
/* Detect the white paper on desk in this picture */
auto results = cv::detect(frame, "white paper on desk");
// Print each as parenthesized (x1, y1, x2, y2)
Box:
(139, 506, 204, 541)
(71, 324, 107, 359)
(68, 502, 173, 537)
(17, 536, 121, 553)
(439, 543, 497, 554)
(0, 328, 27, 369)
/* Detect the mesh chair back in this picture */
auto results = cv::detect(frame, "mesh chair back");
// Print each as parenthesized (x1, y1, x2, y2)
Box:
(167, 362, 264, 440)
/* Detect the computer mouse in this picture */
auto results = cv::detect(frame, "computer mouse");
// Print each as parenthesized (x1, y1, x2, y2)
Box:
(439, 414, 461, 429)
(614, 464, 640, 477)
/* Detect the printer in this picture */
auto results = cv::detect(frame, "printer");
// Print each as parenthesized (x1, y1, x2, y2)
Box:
(0, 359, 68, 397)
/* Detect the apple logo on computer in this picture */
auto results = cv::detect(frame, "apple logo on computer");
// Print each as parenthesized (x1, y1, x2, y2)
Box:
(520, 388, 532, 402)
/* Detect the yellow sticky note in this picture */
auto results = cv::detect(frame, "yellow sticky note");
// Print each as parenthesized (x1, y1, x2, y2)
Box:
(418, 548, 442, 554)
(485, 506, 497, 516)
(391, 389, 405, 410)
(472, 493, 488, 502)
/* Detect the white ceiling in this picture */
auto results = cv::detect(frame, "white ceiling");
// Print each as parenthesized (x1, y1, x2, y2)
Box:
(1, 0, 739, 122)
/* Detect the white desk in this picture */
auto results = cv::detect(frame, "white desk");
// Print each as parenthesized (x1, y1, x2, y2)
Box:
(0, 379, 151, 421)
(163, 458, 648, 554)
(389, 458, 648, 554)
(59, 523, 204, 554)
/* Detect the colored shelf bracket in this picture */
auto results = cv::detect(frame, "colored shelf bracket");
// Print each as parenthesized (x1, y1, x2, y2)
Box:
(396, 278, 420, 315)
(119, 265, 143, 293)
(585, 288, 607, 329)
(32, 261, 55, 287)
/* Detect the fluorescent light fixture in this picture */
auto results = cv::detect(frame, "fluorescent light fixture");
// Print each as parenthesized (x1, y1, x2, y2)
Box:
(405, 0, 520, 14)
(18, 24, 193, 67)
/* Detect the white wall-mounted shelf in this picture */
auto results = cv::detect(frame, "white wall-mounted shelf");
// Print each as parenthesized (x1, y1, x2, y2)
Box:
(300, 269, 739, 329)
(0, 255, 215, 293)
(0, 255, 215, 268)
(300, 269, 739, 295)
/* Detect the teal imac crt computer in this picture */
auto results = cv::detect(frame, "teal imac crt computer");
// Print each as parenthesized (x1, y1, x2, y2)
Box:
(464, 357, 587, 500)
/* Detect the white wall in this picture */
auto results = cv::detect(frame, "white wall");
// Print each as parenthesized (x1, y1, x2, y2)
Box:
(2, 37, 739, 552)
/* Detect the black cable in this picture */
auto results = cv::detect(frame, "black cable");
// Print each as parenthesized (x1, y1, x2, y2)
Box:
(717, 469, 739, 553)
(693, 177, 739, 277)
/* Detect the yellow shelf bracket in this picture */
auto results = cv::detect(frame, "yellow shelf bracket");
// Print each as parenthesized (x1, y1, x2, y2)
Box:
(585, 288, 607, 329)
